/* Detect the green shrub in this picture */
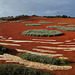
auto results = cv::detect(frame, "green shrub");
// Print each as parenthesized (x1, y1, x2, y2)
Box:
(0, 64, 55, 75)
(26, 24, 41, 26)
(58, 23, 69, 25)
(47, 25, 75, 31)
(22, 22, 32, 23)
(20, 53, 60, 65)
(0, 21, 8, 23)
(67, 25, 75, 27)
(38, 21, 53, 24)
(10, 21, 20, 23)
(0, 45, 9, 55)
(22, 29, 64, 37)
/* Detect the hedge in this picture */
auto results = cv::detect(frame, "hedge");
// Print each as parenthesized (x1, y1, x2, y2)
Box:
(10, 21, 20, 23)
(26, 24, 41, 26)
(20, 53, 60, 65)
(0, 21, 8, 23)
(0, 64, 55, 75)
(22, 22, 32, 23)
(22, 29, 64, 37)
(38, 21, 53, 24)
(58, 23, 69, 25)
(67, 25, 75, 27)
(47, 25, 75, 31)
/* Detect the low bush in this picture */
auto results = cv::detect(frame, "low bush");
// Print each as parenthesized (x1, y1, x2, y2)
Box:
(22, 29, 64, 37)
(58, 23, 69, 25)
(26, 24, 41, 26)
(47, 25, 75, 31)
(20, 53, 70, 65)
(0, 21, 8, 23)
(0, 64, 55, 75)
(38, 21, 53, 24)
(10, 21, 20, 23)
(0, 45, 9, 55)
(67, 25, 75, 27)
(20, 53, 60, 65)
(22, 22, 32, 23)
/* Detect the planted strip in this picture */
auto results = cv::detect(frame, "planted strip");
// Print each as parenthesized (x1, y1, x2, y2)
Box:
(22, 22, 32, 23)
(67, 25, 75, 27)
(47, 25, 75, 31)
(20, 53, 70, 65)
(22, 29, 64, 37)
(20, 53, 60, 65)
(0, 64, 54, 75)
(26, 24, 41, 26)
(58, 23, 69, 25)
(10, 21, 20, 23)
(38, 22, 53, 24)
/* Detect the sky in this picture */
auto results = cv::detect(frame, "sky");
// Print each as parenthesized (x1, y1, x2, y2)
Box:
(0, 0, 74, 17)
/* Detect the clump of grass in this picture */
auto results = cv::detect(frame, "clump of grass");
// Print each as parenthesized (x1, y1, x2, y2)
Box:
(0, 64, 55, 75)
(0, 21, 8, 23)
(20, 53, 70, 65)
(67, 25, 75, 27)
(0, 45, 9, 55)
(47, 25, 75, 31)
(10, 21, 20, 23)
(22, 21, 32, 23)
(58, 23, 69, 25)
(20, 53, 60, 65)
(38, 21, 53, 24)
(26, 24, 41, 26)
(38, 20, 53, 24)
(22, 29, 64, 37)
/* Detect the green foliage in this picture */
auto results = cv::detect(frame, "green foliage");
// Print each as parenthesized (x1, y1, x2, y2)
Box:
(22, 22, 32, 23)
(26, 24, 41, 26)
(38, 21, 53, 24)
(0, 64, 55, 75)
(20, 53, 60, 65)
(10, 21, 20, 23)
(22, 29, 64, 37)
(59, 59, 70, 65)
(47, 25, 75, 31)
(32, 14, 38, 17)
(67, 25, 75, 27)
(43, 15, 71, 18)
(58, 23, 69, 25)
(0, 45, 9, 55)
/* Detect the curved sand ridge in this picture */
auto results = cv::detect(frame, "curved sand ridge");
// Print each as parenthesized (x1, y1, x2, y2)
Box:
(0, 54, 72, 71)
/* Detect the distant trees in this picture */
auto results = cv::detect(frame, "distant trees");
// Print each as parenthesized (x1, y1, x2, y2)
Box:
(0, 14, 71, 21)
(43, 15, 71, 18)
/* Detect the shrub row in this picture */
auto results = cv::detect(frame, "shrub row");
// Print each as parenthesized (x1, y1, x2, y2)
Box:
(20, 53, 60, 65)
(58, 23, 69, 25)
(26, 24, 41, 26)
(22, 22, 32, 23)
(67, 25, 75, 27)
(38, 21, 53, 24)
(0, 21, 8, 23)
(20, 53, 70, 65)
(22, 29, 64, 37)
(47, 25, 75, 31)
(10, 21, 20, 23)
(0, 64, 55, 75)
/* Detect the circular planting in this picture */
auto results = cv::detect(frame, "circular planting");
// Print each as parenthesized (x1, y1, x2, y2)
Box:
(22, 29, 64, 37)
